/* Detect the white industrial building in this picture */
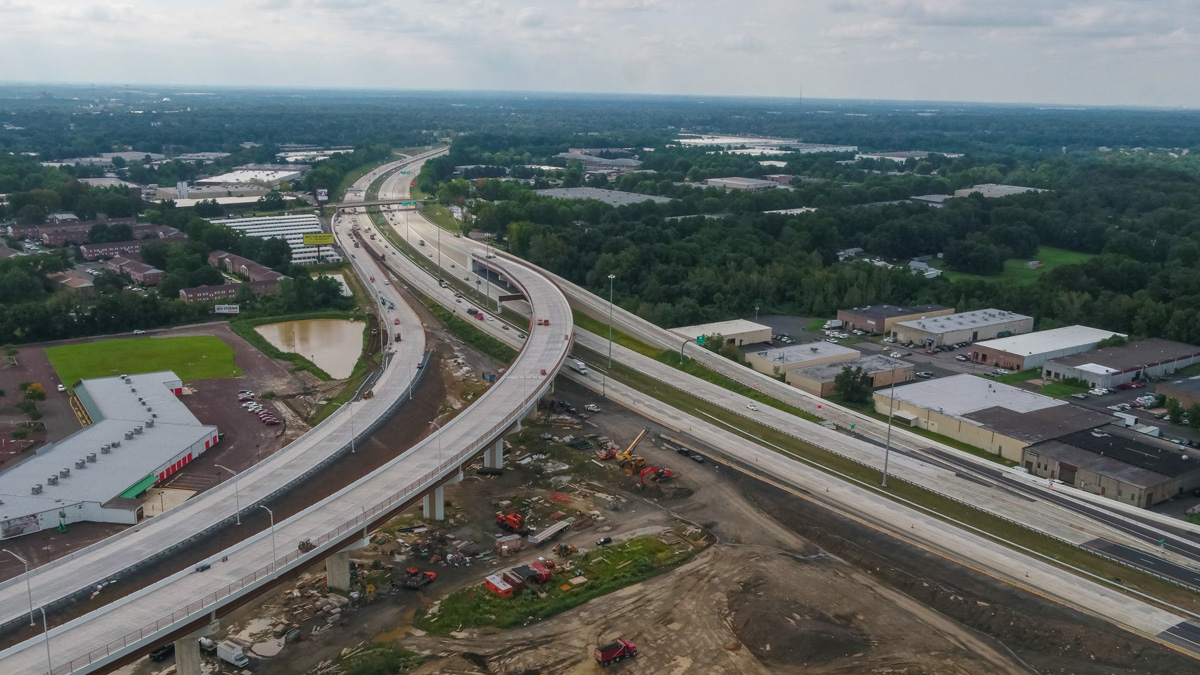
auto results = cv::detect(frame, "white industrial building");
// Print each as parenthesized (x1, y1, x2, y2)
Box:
(0, 372, 219, 540)
(972, 325, 1124, 371)
(893, 309, 1034, 347)
(702, 177, 780, 191)
(210, 214, 342, 265)
(196, 169, 304, 188)
(671, 319, 772, 347)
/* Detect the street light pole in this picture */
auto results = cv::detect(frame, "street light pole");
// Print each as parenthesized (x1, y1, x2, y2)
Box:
(214, 465, 240, 525)
(40, 606, 50, 673)
(755, 305, 760, 322)
(882, 377, 897, 488)
(607, 274, 616, 368)
(429, 420, 443, 467)
(2, 549, 34, 626)
(258, 505, 277, 573)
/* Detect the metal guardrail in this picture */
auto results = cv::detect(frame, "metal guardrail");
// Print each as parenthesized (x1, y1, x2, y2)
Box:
(43, 269, 571, 675)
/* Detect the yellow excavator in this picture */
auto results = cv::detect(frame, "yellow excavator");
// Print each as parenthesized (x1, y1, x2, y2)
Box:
(617, 427, 650, 474)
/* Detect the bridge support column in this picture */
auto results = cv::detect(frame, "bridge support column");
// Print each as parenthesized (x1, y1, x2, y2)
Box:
(433, 485, 445, 520)
(484, 439, 505, 469)
(326, 551, 352, 593)
(174, 618, 218, 675)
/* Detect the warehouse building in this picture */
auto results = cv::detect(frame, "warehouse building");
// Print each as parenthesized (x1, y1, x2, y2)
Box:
(196, 168, 304, 188)
(701, 177, 780, 192)
(893, 309, 1033, 347)
(744, 341, 860, 377)
(873, 374, 1111, 462)
(671, 319, 772, 347)
(533, 187, 671, 206)
(209, 214, 341, 265)
(837, 304, 954, 336)
(971, 325, 1124, 371)
(0, 372, 219, 540)
(1042, 339, 1200, 390)
(953, 184, 1047, 198)
(1159, 377, 1200, 409)
(786, 354, 913, 397)
(1024, 426, 1200, 508)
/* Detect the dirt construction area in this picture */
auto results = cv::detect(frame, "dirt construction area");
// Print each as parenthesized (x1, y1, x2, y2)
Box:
(100, 373, 1200, 675)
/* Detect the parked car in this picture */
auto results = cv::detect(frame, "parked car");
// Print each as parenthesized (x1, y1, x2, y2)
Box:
(1071, 393, 1088, 400)
(955, 355, 969, 362)
(915, 371, 934, 379)
(133, 330, 145, 335)
(56, 384, 66, 392)
(596, 537, 613, 547)
(149, 644, 175, 662)
(890, 351, 902, 358)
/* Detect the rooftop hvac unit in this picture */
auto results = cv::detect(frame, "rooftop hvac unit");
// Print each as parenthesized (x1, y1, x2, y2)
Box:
(47, 475, 58, 486)
(124, 432, 134, 440)
(138, 398, 143, 403)
(31, 484, 42, 495)
(87, 453, 97, 462)
(146, 406, 152, 412)
(111, 440, 121, 447)
(60, 468, 70, 478)
(134, 426, 143, 434)
(131, 388, 136, 393)
(146, 419, 155, 427)
(101, 445, 111, 454)
(151, 413, 157, 418)
(75, 459, 86, 469)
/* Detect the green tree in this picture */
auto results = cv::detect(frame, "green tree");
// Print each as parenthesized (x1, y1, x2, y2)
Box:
(1188, 403, 1200, 430)
(834, 366, 874, 405)
(1167, 397, 1184, 424)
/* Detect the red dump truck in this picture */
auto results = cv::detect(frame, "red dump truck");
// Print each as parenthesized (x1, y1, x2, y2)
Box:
(595, 638, 637, 666)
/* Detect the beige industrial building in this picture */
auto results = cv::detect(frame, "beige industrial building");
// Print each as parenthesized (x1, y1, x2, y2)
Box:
(836, 304, 954, 336)
(744, 341, 859, 377)
(1024, 427, 1200, 508)
(953, 183, 1047, 198)
(1042, 339, 1200, 390)
(671, 319, 772, 347)
(873, 374, 1110, 462)
(971, 325, 1124, 371)
(786, 354, 913, 397)
(893, 309, 1033, 347)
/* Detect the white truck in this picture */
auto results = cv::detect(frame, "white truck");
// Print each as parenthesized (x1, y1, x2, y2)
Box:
(568, 359, 588, 376)
(217, 641, 250, 667)
(823, 319, 843, 329)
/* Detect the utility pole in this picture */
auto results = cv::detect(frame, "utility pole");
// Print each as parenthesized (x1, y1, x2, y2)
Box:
(882, 377, 897, 488)
(214, 465, 240, 525)
(259, 505, 277, 574)
(2, 549, 34, 626)
(607, 274, 616, 367)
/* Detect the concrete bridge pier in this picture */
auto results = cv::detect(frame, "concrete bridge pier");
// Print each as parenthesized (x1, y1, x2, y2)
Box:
(484, 438, 505, 469)
(422, 485, 446, 521)
(326, 537, 369, 593)
(174, 616, 219, 675)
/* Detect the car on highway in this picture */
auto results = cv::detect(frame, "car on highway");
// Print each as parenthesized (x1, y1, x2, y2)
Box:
(518, 332, 527, 339)
(502, 325, 509, 330)
(133, 329, 145, 335)
(194, 563, 211, 573)
(689, 452, 705, 463)
(746, 403, 759, 411)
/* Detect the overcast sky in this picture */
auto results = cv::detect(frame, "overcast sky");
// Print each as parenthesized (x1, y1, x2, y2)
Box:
(4, 0, 1197, 107)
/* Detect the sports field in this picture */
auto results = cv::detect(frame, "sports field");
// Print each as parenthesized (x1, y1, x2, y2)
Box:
(941, 246, 1095, 285)
(46, 336, 243, 388)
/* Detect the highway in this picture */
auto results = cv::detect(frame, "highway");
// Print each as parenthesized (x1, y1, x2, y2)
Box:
(378, 197, 1200, 589)
(0, 151, 574, 675)
(367, 185, 1200, 660)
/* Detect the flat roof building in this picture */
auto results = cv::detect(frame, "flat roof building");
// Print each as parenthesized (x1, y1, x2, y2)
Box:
(837, 304, 955, 336)
(196, 169, 303, 188)
(702, 177, 779, 192)
(893, 309, 1033, 347)
(671, 319, 772, 348)
(0, 372, 219, 540)
(533, 187, 671, 206)
(873, 374, 1111, 462)
(744, 341, 860, 377)
(1025, 426, 1200, 508)
(1043, 339, 1200, 390)
(786, 354, 913, 397)
(953, 183, 1047, 199)
(972, 325, 1125, 371)
(209, 214, 341, 265)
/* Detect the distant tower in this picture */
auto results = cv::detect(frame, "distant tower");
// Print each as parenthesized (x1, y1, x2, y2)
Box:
(176, 181, 189, 199)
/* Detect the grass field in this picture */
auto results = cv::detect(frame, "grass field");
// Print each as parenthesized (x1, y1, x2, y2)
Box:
(941, 246, 1096, 285)
(46, 336, 242, 388)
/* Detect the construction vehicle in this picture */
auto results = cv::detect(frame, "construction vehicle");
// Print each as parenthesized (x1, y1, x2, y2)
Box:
(402, 567, 437, 590)
(617, 427, 650, 473)
(639, 466, 674, 483)
(554, 542, 578, 557)
(594, 638, 637, 666)
(496, 510, 528, 534)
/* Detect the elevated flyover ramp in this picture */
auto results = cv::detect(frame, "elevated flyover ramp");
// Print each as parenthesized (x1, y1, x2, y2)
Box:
(0, 256, 572, 674)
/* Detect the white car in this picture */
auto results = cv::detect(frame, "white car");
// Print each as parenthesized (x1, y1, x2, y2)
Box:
(56, 384, 66, 392)
(890, 352, 902, 358)
(746, 403, 759, 411)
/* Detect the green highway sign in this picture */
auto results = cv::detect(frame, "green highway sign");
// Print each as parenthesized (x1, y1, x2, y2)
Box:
(696, 335, 706, 345)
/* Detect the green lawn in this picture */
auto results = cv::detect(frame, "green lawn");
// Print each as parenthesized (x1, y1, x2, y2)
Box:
(418, 204, 462, 232)
(991, 369, 1042, 384)
(1043, 380, 1090, 398)
(941, 246, 1096, 285)
(46, 336, 242, 388)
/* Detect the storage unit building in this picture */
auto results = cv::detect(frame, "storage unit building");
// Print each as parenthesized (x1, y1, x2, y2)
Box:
(670, 319, 772, 347)
(836, 304, 953, 336)
(744, 341, 859, 378)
